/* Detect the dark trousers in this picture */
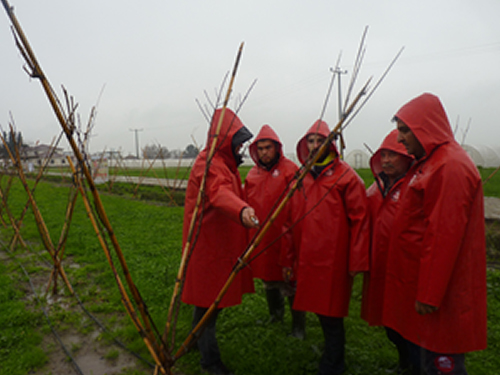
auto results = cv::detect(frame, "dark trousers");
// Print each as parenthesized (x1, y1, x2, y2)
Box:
(406, 339, 467, 375)
(192, 306, 222, 368)
(316, 314, 345, 375)
(385, 327, 410, 371)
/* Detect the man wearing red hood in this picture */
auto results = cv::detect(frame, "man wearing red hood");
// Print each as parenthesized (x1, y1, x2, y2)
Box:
(182, 108, 259, 375)
(361, 129, 413, 373)
(285, 120, 369, 375)
(383, 93, 487, 375)
(244, 124, 305, 339)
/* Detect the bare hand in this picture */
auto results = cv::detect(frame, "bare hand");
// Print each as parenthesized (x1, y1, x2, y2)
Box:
(415, 301, 438, 315)
(241, 207, 259, 228)
(283, 267, 293, 282)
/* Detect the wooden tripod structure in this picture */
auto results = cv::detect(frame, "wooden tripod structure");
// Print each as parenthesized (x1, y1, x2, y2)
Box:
(1, 1, 172, 372)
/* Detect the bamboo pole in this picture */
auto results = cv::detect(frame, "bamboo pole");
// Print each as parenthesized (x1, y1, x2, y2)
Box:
(0, 177, 26, 247)
(0, 166, 16, 228)
(173, 152, 185, 190)
(46, 186, 78, 295)
(483, 164, 500, 185)
(9, 133, 63, 250)
(174, 79, 371, 361)
(150, 166, 177, 206)
(0, 127, 75, 295)
(0, 172, 9, 227)
(1, 1, 169, 369)
(133, 153, 149, 197)
(67, 157, 171, 374)
(164, 42, 244, 345)
(133, 149, 159, 197)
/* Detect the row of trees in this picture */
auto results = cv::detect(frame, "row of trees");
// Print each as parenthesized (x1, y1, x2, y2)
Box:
(0, 131, 24, 158)
(142, 144, 199, 159)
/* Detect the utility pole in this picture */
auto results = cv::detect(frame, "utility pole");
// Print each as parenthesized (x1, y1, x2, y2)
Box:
(129, 128, 143, 159)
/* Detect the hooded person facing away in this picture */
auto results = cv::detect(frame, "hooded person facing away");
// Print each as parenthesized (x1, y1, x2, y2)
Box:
(383, 93, 487, 375)
(361, 129, 413, 373)
(284, 120, 370, 375)
(181, 108, 258, 375)
(244, 124, 305, 339)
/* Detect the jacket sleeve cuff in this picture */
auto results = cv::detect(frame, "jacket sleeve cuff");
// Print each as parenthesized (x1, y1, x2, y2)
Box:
(239, 206, 249, 225)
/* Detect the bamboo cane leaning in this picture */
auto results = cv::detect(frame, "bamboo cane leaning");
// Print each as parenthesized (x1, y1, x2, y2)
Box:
(164, 42, 245, 349)
(0, 126, 75, 295)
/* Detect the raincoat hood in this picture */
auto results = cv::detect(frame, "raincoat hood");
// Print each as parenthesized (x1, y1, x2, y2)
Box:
(394, 93, 454, 157)
(296, 120, 338, 165)
(206, 108, 252, 168)
(370, 129, 413, 176)
(249, 124, 282, 165)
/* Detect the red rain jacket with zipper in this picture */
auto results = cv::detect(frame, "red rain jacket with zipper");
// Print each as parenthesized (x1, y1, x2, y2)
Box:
(285, 120, 370, 317)
(361, 129, 413, 325)
(382, 93, 487, 353)
(181, 108, 254, 308)
(244, 125, 299, 281)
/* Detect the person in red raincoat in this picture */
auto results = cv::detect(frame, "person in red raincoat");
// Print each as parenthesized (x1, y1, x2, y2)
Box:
(360, 129, 413, 372)
(181, 108, 258, 375)
(383, 93, 487, 375)
(284, 120, 370, 375)
(244, 124, 306, 339)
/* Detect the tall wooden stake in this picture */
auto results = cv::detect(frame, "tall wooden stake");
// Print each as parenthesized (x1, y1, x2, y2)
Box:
(164, 42, 244, 347)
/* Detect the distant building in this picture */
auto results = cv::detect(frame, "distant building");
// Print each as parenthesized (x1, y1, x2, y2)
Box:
(21, 144, 75, 167)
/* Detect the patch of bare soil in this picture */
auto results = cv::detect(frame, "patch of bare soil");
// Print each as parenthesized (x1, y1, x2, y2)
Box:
(485, 196, 500, 221)
(7, 250, 156, 375)
(31, 329, 150, 375)
(485, 197, 500, 267)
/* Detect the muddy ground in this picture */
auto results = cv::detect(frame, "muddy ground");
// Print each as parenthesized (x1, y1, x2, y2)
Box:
(1, 250, 183, 375)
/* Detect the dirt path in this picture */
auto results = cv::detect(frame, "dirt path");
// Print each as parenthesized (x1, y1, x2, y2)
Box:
(485, 196, 500, 220)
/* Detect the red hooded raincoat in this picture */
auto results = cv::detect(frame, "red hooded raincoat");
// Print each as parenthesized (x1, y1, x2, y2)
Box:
(361, 129, 412, 325)
(382, 93, 487, 353)
(287, 120, 370, 317)
(181, 108, 254, 308)
(244, 125, 299, 281)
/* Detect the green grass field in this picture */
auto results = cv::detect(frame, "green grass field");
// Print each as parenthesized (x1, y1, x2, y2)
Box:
(0, 171, 499, 375)
(44, 164, 500, 197)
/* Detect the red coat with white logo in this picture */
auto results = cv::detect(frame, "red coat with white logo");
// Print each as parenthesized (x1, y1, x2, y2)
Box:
(286, 120, 370, 317)
(361, 129, 412, 325)
(244, 125, 299, 281)
(382, 93, 487, 353)
(181, 108, 254, 308)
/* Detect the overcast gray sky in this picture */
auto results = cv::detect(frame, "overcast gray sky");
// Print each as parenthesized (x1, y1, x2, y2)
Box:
(1, 0, 499, 158)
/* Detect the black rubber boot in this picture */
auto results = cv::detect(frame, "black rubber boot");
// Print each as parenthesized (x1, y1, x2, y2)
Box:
(265, 288, 285, 323)
(385, 327, 412, 374)
(288, 296, 306, 339)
